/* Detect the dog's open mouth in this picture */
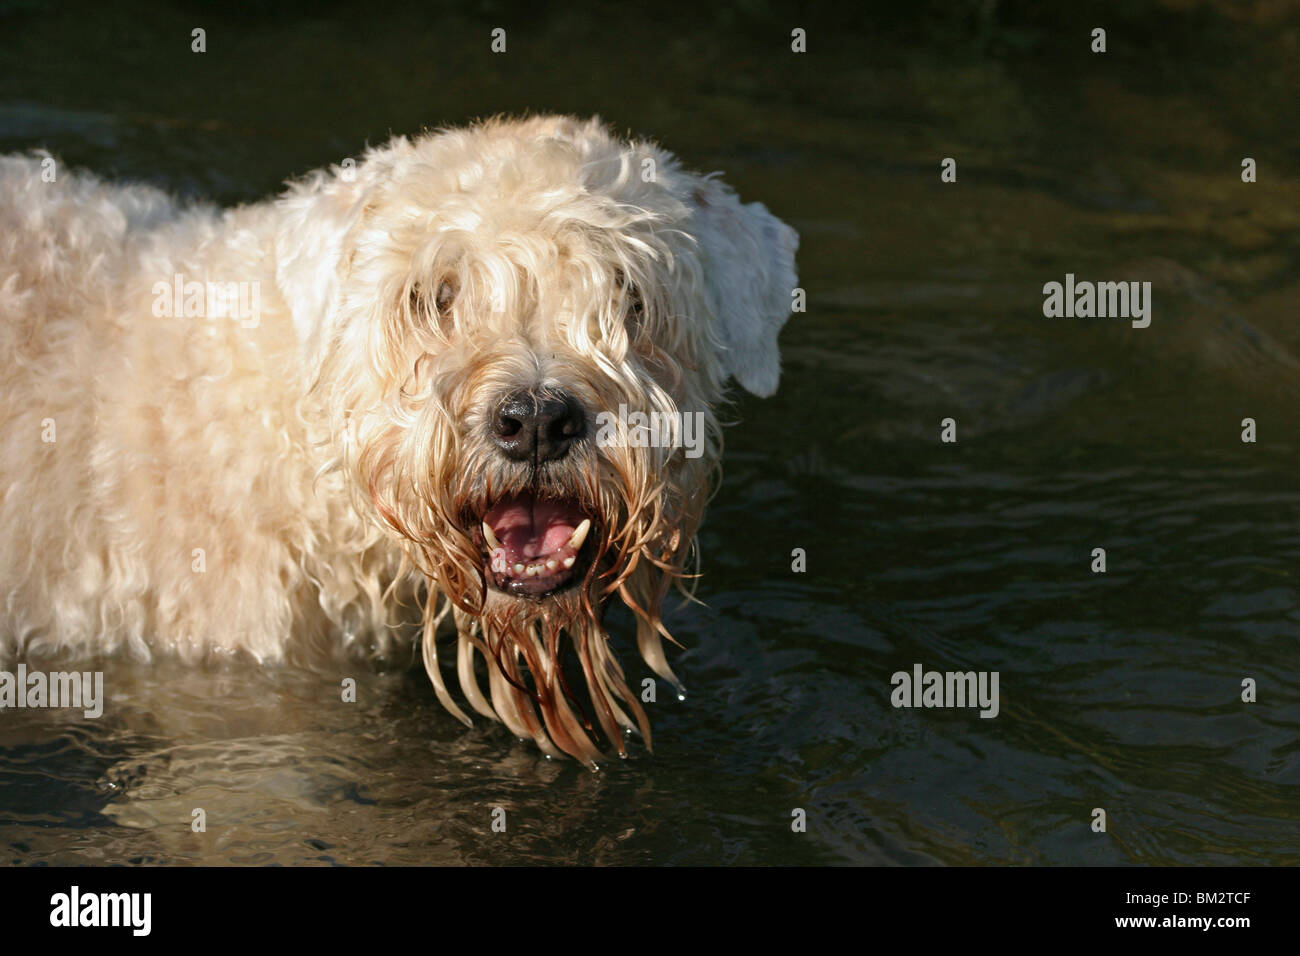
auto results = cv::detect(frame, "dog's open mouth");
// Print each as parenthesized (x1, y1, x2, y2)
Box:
(476, 492, 594, 598)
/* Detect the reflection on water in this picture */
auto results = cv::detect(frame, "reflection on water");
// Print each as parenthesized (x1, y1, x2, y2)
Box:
(2, 1, 1299, 864)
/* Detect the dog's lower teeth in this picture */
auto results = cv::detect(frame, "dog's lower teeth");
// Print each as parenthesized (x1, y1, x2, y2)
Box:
(482, 522, 502, 552)
(500, 555, 578, 580)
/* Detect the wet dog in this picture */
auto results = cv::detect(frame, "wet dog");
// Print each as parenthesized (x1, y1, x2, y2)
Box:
(0, 116, 798, 764)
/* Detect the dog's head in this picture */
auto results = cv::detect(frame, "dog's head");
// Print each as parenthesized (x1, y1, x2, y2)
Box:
(274, 116, 798, 764)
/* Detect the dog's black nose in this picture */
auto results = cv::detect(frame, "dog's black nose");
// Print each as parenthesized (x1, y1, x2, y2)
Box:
(491, 389, 586, 462)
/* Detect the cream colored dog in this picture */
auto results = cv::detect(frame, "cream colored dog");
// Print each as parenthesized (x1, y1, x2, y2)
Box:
(0, 116, 798, 765)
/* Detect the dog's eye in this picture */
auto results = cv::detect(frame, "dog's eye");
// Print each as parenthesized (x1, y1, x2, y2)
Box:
(435, 279, 456, 312)
(613, 270, 644, 323)
(410, 279, 457, 326)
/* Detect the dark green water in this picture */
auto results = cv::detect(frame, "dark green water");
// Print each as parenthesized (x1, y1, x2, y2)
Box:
(2, 1, 1299, 864)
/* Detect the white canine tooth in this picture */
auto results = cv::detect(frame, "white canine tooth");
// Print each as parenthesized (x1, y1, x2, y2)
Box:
(567, 518, 591, 552)
(513, 563, 525, 574)
(481, 522, 502, 552)
(562, 556, 575, 569)
(546, 559, 558, 570)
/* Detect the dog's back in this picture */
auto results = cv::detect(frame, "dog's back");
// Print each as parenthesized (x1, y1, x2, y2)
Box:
(0, 155, 403, 666)
(0, 157, 180, 659)
(0, 153, 178, 331)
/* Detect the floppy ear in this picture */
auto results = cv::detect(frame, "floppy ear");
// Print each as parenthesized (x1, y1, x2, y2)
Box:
(273, 168, 367, 363)
(690, 176, 799, 397)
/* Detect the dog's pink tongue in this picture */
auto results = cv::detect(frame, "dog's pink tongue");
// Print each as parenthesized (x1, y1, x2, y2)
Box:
(484, 494, 584, 560)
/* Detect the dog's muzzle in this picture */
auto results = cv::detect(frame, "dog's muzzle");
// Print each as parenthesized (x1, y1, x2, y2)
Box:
(473, 387, 596, 598)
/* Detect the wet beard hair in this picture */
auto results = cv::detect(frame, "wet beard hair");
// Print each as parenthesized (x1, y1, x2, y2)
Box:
(350, 366, 716, 763)
(419, 541, 695, 768)
(362, 442, 705, 765)
(367, 443, 709, 764)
